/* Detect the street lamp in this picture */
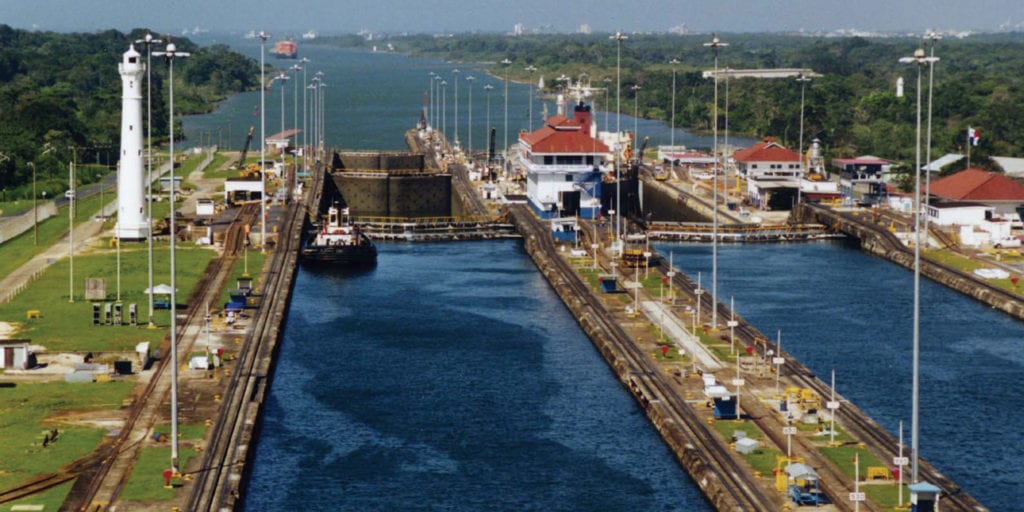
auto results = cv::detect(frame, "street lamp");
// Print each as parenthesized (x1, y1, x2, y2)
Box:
(428, 71, 436, 131)
(453, 68, 460, 147)
(28, 162, 37, 245)
(501, 58, 512, 178)
(300, 59, 309, 175)
(441, 79, 448, 142)
(899, 45, 938, 484)
(308, 81, 318, 168)
(433, 75, 442, 132)
(466, 75, 475, 156)
(796, 72, 812, 206)
(153, 39, 190, 475)
(704, 33, 728, 329)
(525, 65, 537, 129)
(631, 84, 642, 150)
(670, 58, 680, 177)
(135, 32, 162, 327)
(611, 31, 628, 255)
(318, 80, 328, 156)
(484, 83, 494, 175)
(257, 30, 269, 254)
(923, 30, 941, 235)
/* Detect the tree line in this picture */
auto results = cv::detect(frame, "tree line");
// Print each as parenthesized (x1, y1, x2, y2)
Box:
(0, 25, 259, 200)
(327, 32, 1024, 178)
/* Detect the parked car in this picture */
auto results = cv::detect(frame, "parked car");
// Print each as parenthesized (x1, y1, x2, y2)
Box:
(993, 237, 1021, 249)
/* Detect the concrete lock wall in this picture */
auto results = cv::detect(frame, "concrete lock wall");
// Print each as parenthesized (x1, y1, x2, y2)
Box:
(335, 152, 424, 173)
(332, 174, 451, 217)
(388, 175, 450, 217)
(641, 181, 712, 223)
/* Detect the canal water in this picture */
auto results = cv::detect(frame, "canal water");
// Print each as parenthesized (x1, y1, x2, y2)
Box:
(180, 40, 1020, 509)
(242, 241, 711, 511)
(655, 239, 1023, 510)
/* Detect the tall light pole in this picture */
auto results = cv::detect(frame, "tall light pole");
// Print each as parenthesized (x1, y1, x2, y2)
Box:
(308, 81, 318, 168)
(525, 65, 537, 129)
(452, 68, 460, 146)
(603, 77, 612, 133)
(704, 33, 728, 329)
(484, 83, 494, 171)
(466, 75, 475, 156)
(611, 31, 627, 254)
(28, 162, 37, 245)
(631, 84, 642, 147)
(135, 32, 162, 327)
(796, 72, 812, 206)
(257, 31, 269, 254)
(300, 58, 309, 175)
(68, 152, 75, 303)
(441, 79, 448, 141)
(923, 30, 941, 235)
(670, 58, 680, 177)
(899, 46, 938, 484)
(501, 58, 512, 177)
(428, 72, 436, 130)
(153, 40, 190, 474)
(433, 75, 441, 132)
(318, 80, 327, 157)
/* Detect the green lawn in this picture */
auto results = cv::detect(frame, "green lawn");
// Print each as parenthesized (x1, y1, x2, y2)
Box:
(820, 444, 885, 480)
(1, 481, 73, 512)
(118, 447, 197, 502)
(925, 249, 1023, 295)
(0, 199, 34, 217)
(154, 422, 207, 441)
(203, 152, 243, 180)
(0, 381, 134, 490)
(0, 191, 114, 279)
(216, 249, 266, 308)
(711, 419, 782, 476)
(0, 244, 217, 352)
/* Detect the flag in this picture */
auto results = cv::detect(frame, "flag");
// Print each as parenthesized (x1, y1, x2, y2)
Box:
(968, 127, 980, 146)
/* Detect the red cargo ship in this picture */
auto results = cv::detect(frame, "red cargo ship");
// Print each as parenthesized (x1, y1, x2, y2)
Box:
(270, 40, 297, 59)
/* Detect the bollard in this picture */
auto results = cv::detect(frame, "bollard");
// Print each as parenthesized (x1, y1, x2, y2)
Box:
(214, 394, 221, 402)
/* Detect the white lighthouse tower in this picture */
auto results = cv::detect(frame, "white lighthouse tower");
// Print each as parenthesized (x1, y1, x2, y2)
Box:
(116, 44, 148, 240)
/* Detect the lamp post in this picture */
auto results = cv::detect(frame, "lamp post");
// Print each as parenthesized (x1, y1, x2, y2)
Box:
(28, 162, 37, 245)
(453, 68, 460, 147)
(603, 77, 612, 133)
(611, 31, 627, 255)
(153, 40, 190, 474)
(257, 31, 268, 254)
(670, 58, 680, 177)
(923, 30, 941, 235)
(796, 72, 812, 207)
(704, 33, 728, 329)
(135, 32, 162, 327)
(433, 75, 442, 132)
(631, 84, 642, 149)
(428, 72, 435, 131)
(466, 75, 475, 156)
(68, 153, 75, 303)
(300, 59, 309, 175)
(525, 65, 537, 129)
(441, 79, 447, 142)
(484, 83, 494, 173)
(501, 58, 512, 178)
(899, 46, 938, 483)
(308, 81, 317, 167)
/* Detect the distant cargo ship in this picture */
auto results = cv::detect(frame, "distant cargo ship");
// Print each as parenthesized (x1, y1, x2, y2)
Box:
(301, 205, 377, 265)
(270, 40, 297, 59)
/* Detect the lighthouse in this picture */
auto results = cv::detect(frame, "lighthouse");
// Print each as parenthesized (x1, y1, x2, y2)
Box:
(116, 44, 148, 240)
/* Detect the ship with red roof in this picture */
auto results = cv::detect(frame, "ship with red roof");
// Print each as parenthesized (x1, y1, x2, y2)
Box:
(270, 39, 297, 59)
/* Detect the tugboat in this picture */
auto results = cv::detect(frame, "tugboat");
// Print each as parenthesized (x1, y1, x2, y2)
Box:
(301, 205, 377, 265)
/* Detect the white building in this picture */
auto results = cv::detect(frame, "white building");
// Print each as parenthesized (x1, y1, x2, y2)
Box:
(518, 101, 609, 219)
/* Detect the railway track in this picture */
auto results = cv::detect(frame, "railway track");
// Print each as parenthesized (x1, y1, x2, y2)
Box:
(31, 204, 261, 511)
(675, 231, 988, 511)
(514, 205, 775, 511)
(186, 168, 310, 511)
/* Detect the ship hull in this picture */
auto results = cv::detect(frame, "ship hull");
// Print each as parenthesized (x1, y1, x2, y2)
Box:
(300, 235, 377, 266)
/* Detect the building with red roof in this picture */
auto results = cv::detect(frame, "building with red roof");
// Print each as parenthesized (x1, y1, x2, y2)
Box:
(928, 168, 1024, 207)
(519, 101, 609, 219)
(732, 137, 801, 179)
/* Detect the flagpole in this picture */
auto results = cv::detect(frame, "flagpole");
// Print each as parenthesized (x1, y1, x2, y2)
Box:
(967, 128, 971, 169)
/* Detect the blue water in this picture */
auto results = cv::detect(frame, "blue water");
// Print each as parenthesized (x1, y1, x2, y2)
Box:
(243, 241, 711, 511)
(180, 41, 754, 153)
(655, 239, 1024, 510)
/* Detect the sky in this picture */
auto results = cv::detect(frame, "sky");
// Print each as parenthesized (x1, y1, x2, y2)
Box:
(2, 0, 1023, 35)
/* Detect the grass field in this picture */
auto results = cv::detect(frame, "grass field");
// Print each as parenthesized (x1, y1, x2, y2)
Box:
(1, 481, 74, 512)
(0, 380, 134, 490)
(0, 192, 113, 279)
(118, 447, 197, 502)
(0, 244, 217, 352)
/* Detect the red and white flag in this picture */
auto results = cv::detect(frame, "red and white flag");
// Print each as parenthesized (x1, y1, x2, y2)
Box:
(968, 127, 981, 146)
